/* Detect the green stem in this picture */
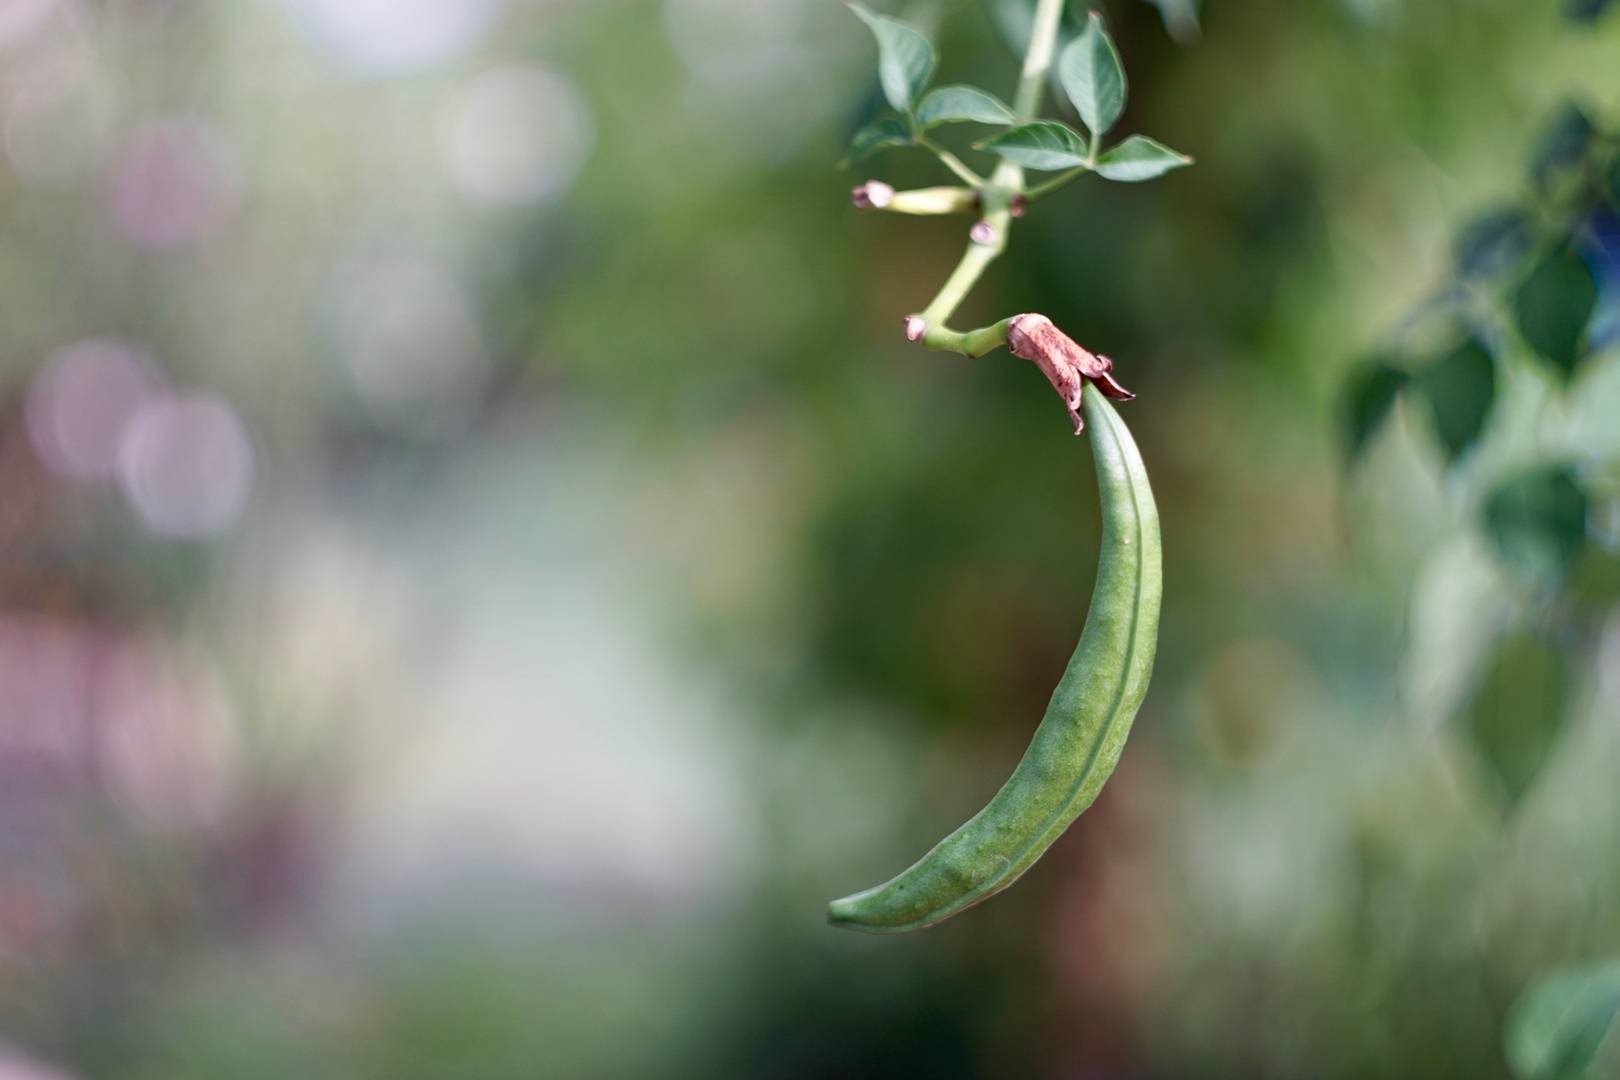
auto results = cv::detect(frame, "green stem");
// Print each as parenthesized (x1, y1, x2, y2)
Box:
(916, 134, 985, 187)
(911, 0, 1061, 355)
(924, 318, 1012, 357)
(1012, 0, 1065, 124)
(1022, 165, 1090, 204)
(920, 193, 1009, 325)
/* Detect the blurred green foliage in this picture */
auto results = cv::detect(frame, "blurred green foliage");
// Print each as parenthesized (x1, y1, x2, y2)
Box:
(0, 0, 1619, 1078)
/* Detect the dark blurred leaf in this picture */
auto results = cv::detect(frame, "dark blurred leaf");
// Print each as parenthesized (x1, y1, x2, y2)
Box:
(1483, 466, 1589, 586)
(1142, 0, 1201, 43)
(1417, 340, 1495, 461)
(1463, 630, 1570, 807)
(846, 115, 914, 163)
(1456, 209, 1532, 280)
(1565, 0, 1617, 25)
(1095, 135, 1193, 181)
(1514, 246, 1599, 378)
(1505, 960, 1620, 1080)
(1532, 104, 1596, 190)
(977, 120, 1090, 170)
(1058, 13, 1127, 138)
(915, 85, 1014, 129)
(849, 4, 936, 113)
(1569, 544, 1620, 613)
(1341, 360, 1408, 464)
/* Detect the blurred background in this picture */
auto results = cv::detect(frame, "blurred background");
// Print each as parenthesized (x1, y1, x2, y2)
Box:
(0, 0, 1617, 1076)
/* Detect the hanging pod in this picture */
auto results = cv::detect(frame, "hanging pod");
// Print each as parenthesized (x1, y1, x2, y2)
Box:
(827, 387, 1161, 933)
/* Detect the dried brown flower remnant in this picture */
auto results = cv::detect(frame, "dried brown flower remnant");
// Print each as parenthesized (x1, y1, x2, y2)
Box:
(1006, 314, 1135, 433)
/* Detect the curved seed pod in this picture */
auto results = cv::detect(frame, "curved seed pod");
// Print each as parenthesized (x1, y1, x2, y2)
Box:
(827, 389, 1161, 933)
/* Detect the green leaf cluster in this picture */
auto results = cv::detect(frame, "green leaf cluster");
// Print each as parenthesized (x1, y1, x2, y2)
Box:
(1339, 99, 1620, 845)
(1341, 102, 1618, 473)
(845, 6, 1190, 192)
(1341, 338, 1497, 468)
(845, 4, 1015, 166)
(977, 14, 1190, 182)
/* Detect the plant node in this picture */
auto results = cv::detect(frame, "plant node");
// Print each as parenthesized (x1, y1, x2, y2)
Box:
(852, 181, 894, 210)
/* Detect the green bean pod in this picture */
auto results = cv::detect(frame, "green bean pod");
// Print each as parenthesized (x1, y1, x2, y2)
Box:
(826, 389, 1161, 933)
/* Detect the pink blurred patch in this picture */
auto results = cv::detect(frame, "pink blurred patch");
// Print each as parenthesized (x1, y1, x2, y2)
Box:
(106, 119, 235, 250)
(0, 0, 56, 50)
(24, 338, 166, 484)
(0, 613, 238, 830)
(0, 1044, 80, 1080)
(98, 641, 236, 831)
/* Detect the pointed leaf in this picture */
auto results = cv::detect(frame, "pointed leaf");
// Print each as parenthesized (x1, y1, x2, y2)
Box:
(976, 120, 1090, 171)
(1059, 12, 1127, 137)
(1341, 360, 1408, 464)
(1506, 961, 1620, 1080)
(1418, 340, 1495, 462)
(846, 114, 913, 163)
(1515, 246, 1599, 378)
(1095, 135, 1192, 181)
(1483, 466, 1589, 587)
(1463, 630, 1570, 807)
(849, 4, 936, 113)
(915, 85, 1015, 129)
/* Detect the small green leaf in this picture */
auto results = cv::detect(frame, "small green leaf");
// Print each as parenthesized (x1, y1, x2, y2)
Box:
(1506, 961, 1620, 1080)
(846, 114, 913, 163)
(1483, 466, 1589, 587)
(1058, 12, 1127, 138)
(1514, 246, 1599, 378)
(1341, 360, 1408, 464)
(1418, 340, 1495, 462)
(1095, 135, 1192, 181)
(1463, 630, 1570, 808)
(849, 4, 937, 113)
(915, 85, 1015, 129)
(976, 120, 1090, 171)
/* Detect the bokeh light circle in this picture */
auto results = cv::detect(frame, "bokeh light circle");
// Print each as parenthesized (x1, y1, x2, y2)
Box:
(278, 0, 506, 75)
(107, 119, 236, 250)
(336, 258, 489, 436)
(117, 395, 255, 539)
(439, 65, 593, 206)
(663, 0, 805, 91)
(0, 0, 56, 50)
(25, 338, 166, 484)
